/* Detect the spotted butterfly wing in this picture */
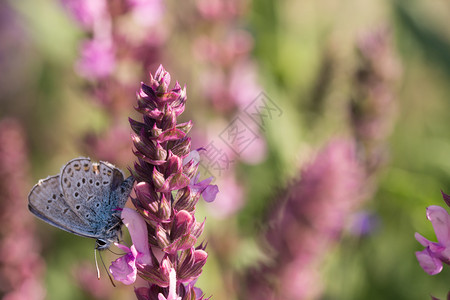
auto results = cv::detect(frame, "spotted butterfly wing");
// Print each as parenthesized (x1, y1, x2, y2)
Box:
(59, 158, 123, 223)
(28, 175, 98, 238)
(28, 157, 134, 250)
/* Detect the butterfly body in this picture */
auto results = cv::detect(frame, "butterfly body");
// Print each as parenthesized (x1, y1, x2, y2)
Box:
(28, 157, 134, 250)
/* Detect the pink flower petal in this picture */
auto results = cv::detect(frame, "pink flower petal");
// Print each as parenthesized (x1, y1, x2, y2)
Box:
(415, 248, 443, 275)
(109, 252, 137, 285)
(201, 184, 219, 203)
(427, 206, 450, 246)
(122, 208, 151, 264)
(414, 232, 432, 247)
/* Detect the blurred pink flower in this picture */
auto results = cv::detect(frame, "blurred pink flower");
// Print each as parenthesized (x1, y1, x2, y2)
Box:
(415, 205, 450, 275)
(84, 124, 134, 167)
(196, 0, 244, 20)
(128, 0, 164, 28)
(0, 119, 46, 300)
(193, 31, 253, 65)
(245, 139, 365, 300)
(198, 59, 261, 115)
(75, 39, 115, 80)
(208, 175, 244, 218)
(110, 208, 152, 285)
(61, 0, 107, 29)
(73, 262, 112, 299)
(350, 27, 401, 174)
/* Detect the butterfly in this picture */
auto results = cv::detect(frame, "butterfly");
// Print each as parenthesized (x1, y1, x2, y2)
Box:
(28, 157, 134, 250)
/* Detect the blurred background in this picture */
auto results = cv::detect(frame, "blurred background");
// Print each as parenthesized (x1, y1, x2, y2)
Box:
(1, 0, 450, 299)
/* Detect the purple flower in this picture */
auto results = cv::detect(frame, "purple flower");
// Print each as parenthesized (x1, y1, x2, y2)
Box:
(183, 150, 219, 203)
(415, 205, 450, 275)
(189, 174, 218, 203)
(110, 208, 151, 285)
(124, 66, 214, 297)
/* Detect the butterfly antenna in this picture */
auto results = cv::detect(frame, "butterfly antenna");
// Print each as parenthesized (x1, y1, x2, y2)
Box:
(99, 250, 116, 287)
(94, 248, 101, 280)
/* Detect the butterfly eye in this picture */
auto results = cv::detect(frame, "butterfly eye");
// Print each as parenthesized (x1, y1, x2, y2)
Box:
(96, 239, 108, 250)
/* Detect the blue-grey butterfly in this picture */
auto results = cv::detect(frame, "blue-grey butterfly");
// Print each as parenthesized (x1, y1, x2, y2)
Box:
(28, 157, 134, 250)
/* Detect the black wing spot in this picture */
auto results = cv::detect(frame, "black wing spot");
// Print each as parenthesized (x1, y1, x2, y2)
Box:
(74, 192, 79, 198)
(52, 194, 57, 199)
(63, 178, 71, 188)
(103, 181, 109, 185)
(47, 199, 52, 203)
(76, 182, 81, 187)
(95, 203, 100, 208)
(63, 208, 69, 214)
(75, 205, 81, 210)
(46, 206, 50, 210)
(82, 178, 86, 184)
(89, 179, 93, 184)
(95, 181, 100, 186)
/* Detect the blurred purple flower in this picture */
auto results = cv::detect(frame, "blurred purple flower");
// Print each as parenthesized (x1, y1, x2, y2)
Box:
(128, 0, 164, 28)
(75, 39, 115, 80)
(244, 139, 365, 300)
(196, 0, 244, 20)
(415, 205, 450, 275)
(60, 0, 107, 29)
(83, 124, 134, 167)
(73, 262, 112, 299)
(0, 119, 46, 300)
(348, 210, 380, 236)
(350, 27, 401, 174)
(208, 174, 244, 218)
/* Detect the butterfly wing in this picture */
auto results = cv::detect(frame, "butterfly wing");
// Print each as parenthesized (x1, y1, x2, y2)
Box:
(28, 175, 99, 238)
(59, 157, 125, 227)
